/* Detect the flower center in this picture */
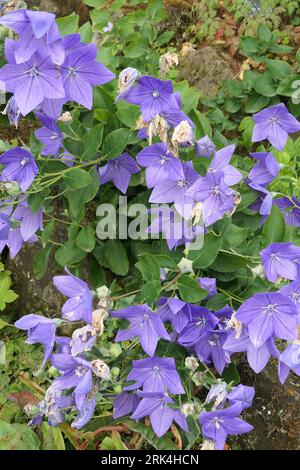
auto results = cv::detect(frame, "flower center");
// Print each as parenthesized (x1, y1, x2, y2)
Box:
(264, 304, 277, 315)
(196, 317, 206, 327)
(75, 366, 86, 377)
(212, 185, 220, 196)
(20, 157, 29, 166)
(140, 313, 149, 326)
(152, 366, 160, 373)
(67, 66, 79, 77)
(28, 66, 40, 78)
(152, 90, 160, 98)
(269, 117, 278, 124)
(212, 417, 223, 429)
(160, 155, 170, 165)
(177, 179, 187, 188)
(270, 254, 278, 261)
(291, 292, 300, 304)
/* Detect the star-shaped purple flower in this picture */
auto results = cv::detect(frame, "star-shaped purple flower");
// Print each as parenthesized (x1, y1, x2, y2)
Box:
(260, 242, 300, 282)
(274, 196, 300, 228)
(124, 356, 185, 394)
(136, 143, 184, 188)
(157, 297, 191, 333)
(53, 269, 93, 324)
(252, 103, 300, 151)
(235, 292, 298, 347)
(35, 112, 63, 156)
(195, 135, 216, 158)
(208, 144, 242, 187)
(111, 304, 171, 356)
(0, 147, 38, 191)
(98, 152, 140, 194)
(131, 391, 188, 438)
(61, 43, 114, 110)
(123, 75, 179, 122)
(0, 52, 65, 115)
(15, 314, 56, 367)
(278, 342, 300, 384)
(187, 170, 234, 227)
(199, 403, 253, 450)
(248, 152, 280, 187)
(178, 306, 219, 349)
(149, 161, 198, 219)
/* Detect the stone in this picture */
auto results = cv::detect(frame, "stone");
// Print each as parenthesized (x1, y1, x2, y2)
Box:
(236, 357, 300, 450)
(179, 46, 235, 96)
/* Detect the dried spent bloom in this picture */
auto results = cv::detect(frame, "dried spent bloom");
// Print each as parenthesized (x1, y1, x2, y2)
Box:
(92, 359, 111, 380)
(172, 120, 194, 145)
(117, 67, 140, 98)
(181, 403, 196, 417)
(159, 52, 178, 76)
(185, 356, 199, 374)
(58, 111, 72, 124)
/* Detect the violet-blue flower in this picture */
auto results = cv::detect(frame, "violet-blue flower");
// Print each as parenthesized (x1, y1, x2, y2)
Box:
(35, 112, 63, 156)
(248, 152, 280, 186)
(274, 196, 300, 228)
(186, 170, 234, 227)
(198, 277, 217, 299)
(278, 342, 300, 384)
(123, 75, 179, 122)
(0, 9, 64, 64)
(61, 43, 114, 110)
(194, 330, 232, 375)
(98, 152, 140, 194)
(131, 391, 188, 438)
(136, 142, 184, 188)
(235, 292, 298, 347)
(124, 356, 185, 394)
(227, 384, 255, 410)
(0, 53, 65, 115)
(15, 314, 56, 367)
(113, 391, 140, 419)
(260, 242, 300, 282)
(149, 161, 198, 219)
(195, 135, 216, 158)
(199, 403, 253, 450)
(53, 269, 93, 324)
(208, 144, 242, 187)
(157, 297, 191, 333)
(111, 304, 171, 357)
(0, 147, 38, 191)
(252, 103, 300, 151)
(178, 306, 219, 349)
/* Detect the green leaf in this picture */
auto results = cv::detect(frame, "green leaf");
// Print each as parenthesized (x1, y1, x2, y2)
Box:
(221, 362, 240, 385)
(102, 128, 130, 160)
(67, 167, 100, 219)
(33, 245, 53, 280)
(141, 280, 161, 304)
(136, 254, 160, 281)
(0, 421, 39, 450)
(95, 240, 129, 276)
(245, 93, 270, 113)
(156, 31, 174, 46)
(254, 74, 277, 97)
(57, 13, 79, 36)
(206, 293, 228, 311)
(211, 252, 249, 272)
(188, 233, 222, 269)
(55, 241, 86, 267)
(64, 168, 92, 190)
(125, 419, 177, 450)
(261, 205, 286, 247)
(28, 189, 49, 213)
(81, 124, 103, 161)
(40, 423, 65, 450)
(266, 59, 292, 81)
(76, 226, 96, 253)
(276, 74, 300, 97)
(176, 275, 207, 303)
(116, 104, 140, 128)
